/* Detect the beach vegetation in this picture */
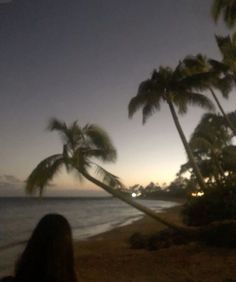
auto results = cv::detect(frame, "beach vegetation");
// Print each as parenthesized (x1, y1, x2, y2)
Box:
(183, 178, 236, 226)
(179, 113, 234, 184)
(181, 111, 236, 225)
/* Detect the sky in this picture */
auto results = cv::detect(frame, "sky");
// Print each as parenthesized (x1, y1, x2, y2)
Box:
(0, 0, 235, 196)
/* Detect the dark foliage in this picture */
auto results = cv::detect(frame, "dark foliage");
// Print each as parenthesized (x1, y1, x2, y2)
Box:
(128, 229, 189, 251)
(128, 232, 147, 249)
(128, 222, 236, 250)
(201, 221, 236, 248)
(183, 180, 236, 226)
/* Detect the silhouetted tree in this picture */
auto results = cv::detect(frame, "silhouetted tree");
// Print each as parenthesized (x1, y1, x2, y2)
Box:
(180, 112, 236, 184)
(128, 64, 215, 191)
(182, 53, 236, 135)
(26, 118, 183, 231)
(180, 113, 230, 183)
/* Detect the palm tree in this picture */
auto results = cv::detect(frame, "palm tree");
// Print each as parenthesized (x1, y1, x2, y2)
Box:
(212, 0, 236, 28)
(180, 113, 231, 184)
(26, 118, 183, 231)
(128, 64, 215, 191)
(180, 112, 236, 184)
(182, 53, 236, 135)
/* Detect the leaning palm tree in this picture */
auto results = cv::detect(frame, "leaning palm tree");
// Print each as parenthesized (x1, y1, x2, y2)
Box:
(128, 64, 215, 191)
(212, 0, 236, 28)
(182, 53, 236, 135)
(26, 118, 183, 231)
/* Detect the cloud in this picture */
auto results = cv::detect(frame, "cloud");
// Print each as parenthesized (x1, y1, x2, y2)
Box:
(0, 174, 24, 196)
(0, 174, 22, 185)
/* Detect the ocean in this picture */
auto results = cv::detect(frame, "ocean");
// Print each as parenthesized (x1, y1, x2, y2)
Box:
(0, 197, 178, 275)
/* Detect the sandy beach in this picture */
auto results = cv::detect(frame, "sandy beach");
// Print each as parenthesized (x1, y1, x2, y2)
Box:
(74, 205, 236, 282)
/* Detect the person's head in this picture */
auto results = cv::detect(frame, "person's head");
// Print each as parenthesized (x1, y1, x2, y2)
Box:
(15, 213, 77, 282)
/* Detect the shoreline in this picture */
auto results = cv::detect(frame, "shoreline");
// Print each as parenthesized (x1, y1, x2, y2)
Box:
(0, 198, 180, 277)
(74, 204, 236, 282)
(80, 197, 183, 241)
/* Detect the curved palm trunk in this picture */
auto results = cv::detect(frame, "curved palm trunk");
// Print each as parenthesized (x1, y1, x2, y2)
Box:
(82, 171, 189, 233)
(167, 101, 207, 191)
(209, 88, 236, 135)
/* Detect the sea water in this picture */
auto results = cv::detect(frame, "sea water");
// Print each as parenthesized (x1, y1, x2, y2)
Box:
(0, 197, 178, 275)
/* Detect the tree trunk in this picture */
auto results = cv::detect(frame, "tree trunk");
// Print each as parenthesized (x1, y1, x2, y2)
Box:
(82, 171, 190, 233)
(167, 101, 207, 191)
(209, 88, 236, 135)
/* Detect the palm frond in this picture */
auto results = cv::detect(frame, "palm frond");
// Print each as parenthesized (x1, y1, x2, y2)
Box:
(70, 149, 91, 173)
(25, 154, 64, 195)
(142, 102, 160, 123)
(215, 75, 233, 97)
(180, 71, 214, 91)
(84, 124, 117, 162)
(212, 0, 236, 28)
(128, 80, 154, 118)
(173, 94, 187, 115)
(190, 137, 212, 152)
(48, 118, 67, 132)
(208, 59, 230, 73)
(82, 148, 116, 163)
(183, 92, 215, 112)
(215, 35, 236, 64)
(128, 77, 162, 122)
(191, 112, 230, 143)
(212, 0, 226, 23)
(183, 54, 208, 73)
(94, 164, 124, 189)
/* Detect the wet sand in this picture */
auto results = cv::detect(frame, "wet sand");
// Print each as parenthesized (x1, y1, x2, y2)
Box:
(74, 205, 236, 282)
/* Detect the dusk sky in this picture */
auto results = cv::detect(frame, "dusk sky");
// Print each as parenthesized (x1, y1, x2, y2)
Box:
(0, 0, 235, 196)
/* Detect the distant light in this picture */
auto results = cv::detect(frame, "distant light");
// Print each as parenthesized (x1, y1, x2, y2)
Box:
(191, 191, 204, 197)
(131, 192, 137, 198)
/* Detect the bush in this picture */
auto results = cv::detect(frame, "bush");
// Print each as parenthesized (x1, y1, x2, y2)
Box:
(183, 180, 236, 226)
(128, 229, 189, 250)
(128, 232, 147, 249)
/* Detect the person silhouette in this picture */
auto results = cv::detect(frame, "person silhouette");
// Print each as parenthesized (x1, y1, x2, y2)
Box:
(1, 214, 77, 282)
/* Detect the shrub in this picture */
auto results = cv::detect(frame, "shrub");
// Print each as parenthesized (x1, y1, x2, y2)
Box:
(183, 180, 236, 226)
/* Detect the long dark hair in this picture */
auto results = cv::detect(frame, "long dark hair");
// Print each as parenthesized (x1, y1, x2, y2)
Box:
(15, 214, 77, 282)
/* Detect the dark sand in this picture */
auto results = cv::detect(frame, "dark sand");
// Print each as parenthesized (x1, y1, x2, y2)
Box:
(74, 205, 236, 282)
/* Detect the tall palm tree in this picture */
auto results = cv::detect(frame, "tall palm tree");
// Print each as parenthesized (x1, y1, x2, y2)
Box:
(182, 53, 236, 135)
(26, 118, 184, 231)
(128, 64, 215, 191)
(212, 0, 236, 28)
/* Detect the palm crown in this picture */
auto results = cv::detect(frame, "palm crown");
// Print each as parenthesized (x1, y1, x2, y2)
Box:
(182, 53, 233, 97)
(26, 118, 120, 195)
(128, 64, 214, 123)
